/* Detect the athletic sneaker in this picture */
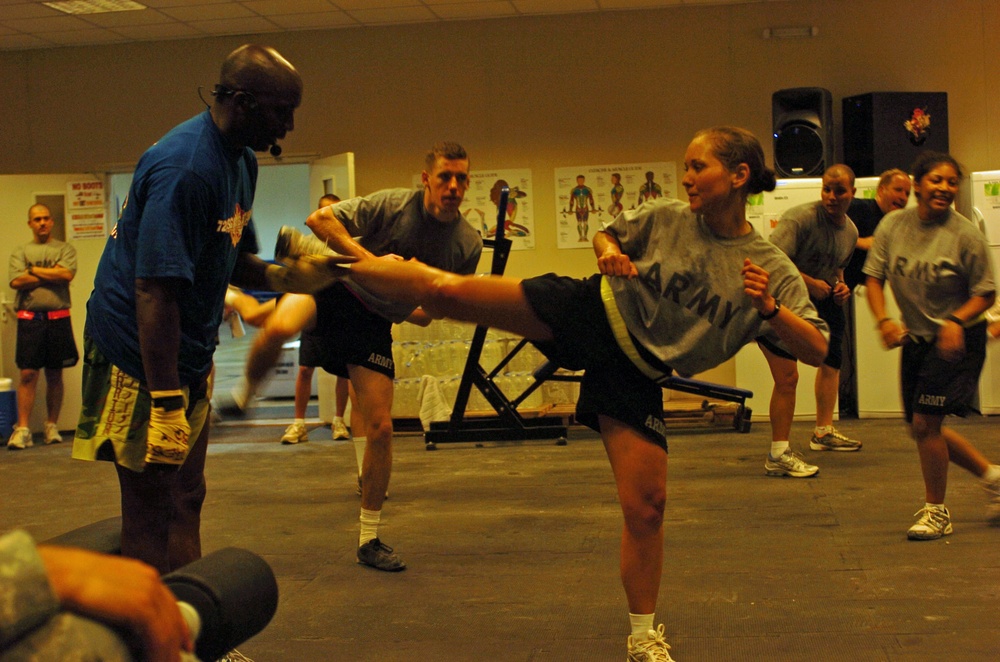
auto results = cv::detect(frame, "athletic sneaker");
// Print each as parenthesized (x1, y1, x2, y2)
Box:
(981, 475, 1000, 526)
(7, 427, 33, 450)
(214, 387, 250, 419)
(44, 422, 62, 445)
(274, 225, 336, 261)
(908, 505, 953, 540)
(280, 422, 309, 445)
(764, 450, 819, 477)
(216, 650, 254, 662)
(627, 624, 675, 662)
(809, 427, 862, 452)
(332, 418, 350, 440)
(357, 538, 406, 572)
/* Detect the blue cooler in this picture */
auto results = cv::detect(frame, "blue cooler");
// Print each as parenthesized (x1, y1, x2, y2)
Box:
(0, 380, 16, 434)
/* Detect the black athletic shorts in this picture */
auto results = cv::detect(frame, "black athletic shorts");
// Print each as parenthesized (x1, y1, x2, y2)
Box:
(900, 321, 987, 423)
(16, 316, 79, 370)
(758, 294, 844, 369)
(521, 273, 668, 451)
(309, 283, 395, 379)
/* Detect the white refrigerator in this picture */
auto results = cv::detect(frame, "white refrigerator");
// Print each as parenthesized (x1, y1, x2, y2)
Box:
(964, 170, 1000, 415)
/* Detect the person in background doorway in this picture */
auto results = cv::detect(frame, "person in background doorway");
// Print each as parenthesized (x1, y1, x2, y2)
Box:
(7, 203, 79, 450)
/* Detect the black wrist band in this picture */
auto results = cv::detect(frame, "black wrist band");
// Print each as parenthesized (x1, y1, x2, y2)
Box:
(152, 395, 185, 411)
(945, 314, 964, 326)
(758, 299, 781, 321)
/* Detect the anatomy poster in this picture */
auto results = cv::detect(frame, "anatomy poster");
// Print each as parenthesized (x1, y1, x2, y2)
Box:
(460, 169, 535, 251)
(554, 162, 676, 249)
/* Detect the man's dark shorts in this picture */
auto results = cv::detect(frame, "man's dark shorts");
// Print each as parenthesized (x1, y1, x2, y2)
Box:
(758, 294, 844, 369)
(16, 316, 79, 370)
(308, 283, 395, 379)
(521, 273, 668, 451)
(901, 322, 987, 423)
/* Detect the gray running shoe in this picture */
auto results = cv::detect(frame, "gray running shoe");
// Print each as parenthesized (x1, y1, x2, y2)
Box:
(7, 427, 33, 450)
(908, 505, 952, 540)
(627, 624, 675, 662)
(274, 225, 336, 261)
(357, 538, 406, 572)
(214, 387, 250, 419)
(332, 418, 350, 440)
(983, 474, 1000, 526)
(809, 427, 862, 452)
(280, 422, 308, 444)
(765, 450, 819, 477)
(44, 422, 62, 445)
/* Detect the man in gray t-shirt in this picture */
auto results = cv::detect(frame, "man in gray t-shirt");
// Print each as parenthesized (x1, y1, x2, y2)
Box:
(7, 204, 79, 450)
(759, 165, 861, 475)
(304, 142, 482, 572)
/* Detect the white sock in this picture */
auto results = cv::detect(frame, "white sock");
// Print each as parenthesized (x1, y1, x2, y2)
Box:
(981, 464, 1000, 484)
(360, 508, 380, 546)
(353, 436, 367, 477)
(629, 613, 655, 640)
(333, 416, 344, 424)
(770, 441, 789, 459)
(814, 425, 832, 437)
(926, 502, 945, 510)
(294, 417, 305, 426)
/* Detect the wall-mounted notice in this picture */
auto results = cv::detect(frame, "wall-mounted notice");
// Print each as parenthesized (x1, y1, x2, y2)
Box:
(66, 179, 107, 240)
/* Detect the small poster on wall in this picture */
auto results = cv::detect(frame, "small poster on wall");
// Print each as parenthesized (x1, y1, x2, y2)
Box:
(66, 179, 107, 240)
(460, 169, 534, 251)
(554, 162, 676, 249)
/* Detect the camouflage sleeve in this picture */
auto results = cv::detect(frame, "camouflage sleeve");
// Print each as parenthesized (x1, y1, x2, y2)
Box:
(0, 530, 60, 650)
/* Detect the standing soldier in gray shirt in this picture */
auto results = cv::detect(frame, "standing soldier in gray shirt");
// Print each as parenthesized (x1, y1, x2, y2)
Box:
(7, 204, 79, 450)
(759, 165, 861, 478)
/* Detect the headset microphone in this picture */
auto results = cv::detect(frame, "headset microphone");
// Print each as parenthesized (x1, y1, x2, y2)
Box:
(269, 143, 282, 158)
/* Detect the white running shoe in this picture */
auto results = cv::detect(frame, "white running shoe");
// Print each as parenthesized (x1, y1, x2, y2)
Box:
(907, 505, 953, 540)
(764, 449, 819, 477)
(7, 427, 33, 450)
(982, 474, 1000, 526)
(332, 418, 350, 440)
(280, 422, 309, 445)
(44, 422, 62, 445)
(627, 624, 675, 661)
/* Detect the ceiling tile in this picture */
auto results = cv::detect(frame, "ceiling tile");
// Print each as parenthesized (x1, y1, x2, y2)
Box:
(265, 10, 357, 29)
(3, 13, 95, 31)
(430, 2, 518, 19)
(512, 0, 599, 15)
(0, 3, 62, 19)
(241, 0, 337, 15)
(333, 0, 421, 9)
(36, 27, 126, 44)
(185, 14, 280, 34)
(113, 20, 202, 38)
(159, 2, 254, 20)
(78, 7, 172, 26)
(345, 5, 437, 24)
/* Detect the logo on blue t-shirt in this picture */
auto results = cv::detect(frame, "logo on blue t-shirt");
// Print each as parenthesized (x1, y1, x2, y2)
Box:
(217, 203, 252, 247)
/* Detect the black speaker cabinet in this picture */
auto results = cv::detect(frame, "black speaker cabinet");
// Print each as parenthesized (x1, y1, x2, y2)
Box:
(842, 92, 949, 177)
(772, 87, 834, 178)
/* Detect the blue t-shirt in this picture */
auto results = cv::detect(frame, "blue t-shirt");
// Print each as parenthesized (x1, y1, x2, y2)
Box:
(86, 111, 259, 384)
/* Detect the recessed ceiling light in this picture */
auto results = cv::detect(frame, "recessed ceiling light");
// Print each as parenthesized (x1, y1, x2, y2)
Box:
(44, 0, 146, 15)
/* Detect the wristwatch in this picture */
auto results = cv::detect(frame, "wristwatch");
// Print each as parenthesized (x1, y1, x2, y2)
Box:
(759, 299, 781, 320)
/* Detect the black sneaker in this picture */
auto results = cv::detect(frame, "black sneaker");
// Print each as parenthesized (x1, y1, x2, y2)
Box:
(357, 538, 406, 572)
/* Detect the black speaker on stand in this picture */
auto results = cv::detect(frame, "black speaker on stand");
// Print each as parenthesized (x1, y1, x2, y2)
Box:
(772, 87, 834, 178)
